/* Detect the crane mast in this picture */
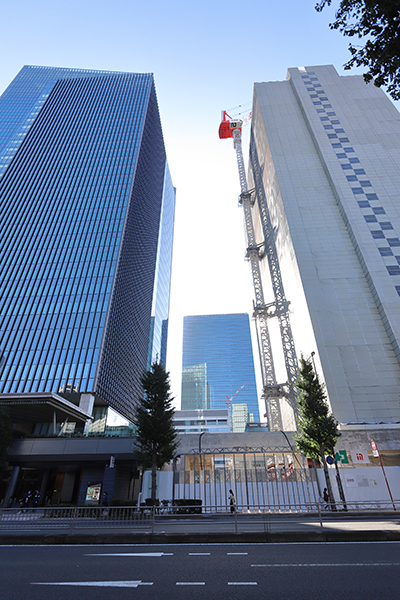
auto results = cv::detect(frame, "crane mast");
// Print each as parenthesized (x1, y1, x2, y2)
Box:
(219, 113, 298, 430)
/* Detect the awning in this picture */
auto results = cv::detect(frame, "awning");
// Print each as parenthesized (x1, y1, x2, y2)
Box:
(0, 392, 93, 424)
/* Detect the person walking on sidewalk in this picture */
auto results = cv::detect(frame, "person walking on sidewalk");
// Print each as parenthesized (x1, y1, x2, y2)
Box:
(323, 488, 330, 510)
(228, 489, 236, 513)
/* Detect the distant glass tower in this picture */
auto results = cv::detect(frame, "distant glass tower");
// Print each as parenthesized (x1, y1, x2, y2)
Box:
(0, 65, 175, 422)
(181, 314, 260, 431)
(181, 363, 210, 410)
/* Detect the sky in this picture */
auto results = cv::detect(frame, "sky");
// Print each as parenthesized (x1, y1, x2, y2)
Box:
(1, 0, 398, 413)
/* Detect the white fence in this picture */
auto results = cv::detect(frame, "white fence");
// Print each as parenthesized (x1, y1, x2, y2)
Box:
(142, 465, 400, 512)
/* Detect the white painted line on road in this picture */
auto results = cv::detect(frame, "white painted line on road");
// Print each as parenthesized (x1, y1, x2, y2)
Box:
(251, 563, 400, 568)
(31, 581, 153, 587)
(228, 582, 257, 585)
(189, 552, 211, 555)
(85, 552, 173, 557)
(176, 582, 205, 585)
(227, 552, 248, 555)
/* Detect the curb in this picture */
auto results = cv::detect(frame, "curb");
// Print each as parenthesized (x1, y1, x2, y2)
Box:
(1, 529, 400, 545)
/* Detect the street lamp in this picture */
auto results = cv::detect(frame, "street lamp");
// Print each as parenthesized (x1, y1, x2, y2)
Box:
(311, 351, 317, 374)
(199, 432, 205, 471)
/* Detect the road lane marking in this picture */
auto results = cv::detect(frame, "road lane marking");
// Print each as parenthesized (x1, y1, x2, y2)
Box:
(31, 581, 153, 587)
(251, 563, 400, 567)
(189, 553, 211, 555)
(85, 552, 173, 557)
(176, 582, 205, 585)
(228, 582, 257, 585)
(227, 552, 248, 555)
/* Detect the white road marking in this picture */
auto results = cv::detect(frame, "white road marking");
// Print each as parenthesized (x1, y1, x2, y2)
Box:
(251, 563, 400, 567)
(85, 552, 173, 557)
(189, 552, 211, 555)
(227, 552, 248, 555)
(176, 582, 205, 585)
(31, 581, 153, 587)
(228, 582, 257, 585)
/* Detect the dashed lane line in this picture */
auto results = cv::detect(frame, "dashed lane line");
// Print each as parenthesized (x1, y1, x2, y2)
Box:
(251, 563, 400, 568)
(176, 582, 205, 586)
(228, 582, 257, 586)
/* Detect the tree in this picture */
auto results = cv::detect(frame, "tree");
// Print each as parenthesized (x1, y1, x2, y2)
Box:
(315, 1, 400, 100)
(133, 361, 179, 503)
(293, 355, 340, 506)
(0, 407, 13, 481)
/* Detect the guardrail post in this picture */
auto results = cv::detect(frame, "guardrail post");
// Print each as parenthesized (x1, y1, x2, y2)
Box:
(317, 502, 323, 531)
(151, 505, 155, 535)
(234, 505, 238, 534)
(70, 506, 78, 535)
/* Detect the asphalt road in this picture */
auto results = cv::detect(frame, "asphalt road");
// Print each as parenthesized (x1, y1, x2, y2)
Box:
(1, 542, 400, 600)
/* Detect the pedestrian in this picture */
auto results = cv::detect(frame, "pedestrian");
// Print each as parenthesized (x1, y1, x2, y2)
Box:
(228, 489, 236, 513)
(323, 487, 329, 509)
(23, 490, 32, 512)
(102, 491, 109, 517)
(32, 490, 40, 509)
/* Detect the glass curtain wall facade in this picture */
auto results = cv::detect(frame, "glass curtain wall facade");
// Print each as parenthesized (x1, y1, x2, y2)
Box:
(146, 162, 175, 368)
(181, 364, 210, 410)
(181, 314, 260, 431)
(0, 65, 175, 422)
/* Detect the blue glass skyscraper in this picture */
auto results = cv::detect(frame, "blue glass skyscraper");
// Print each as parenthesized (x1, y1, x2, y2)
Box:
(0, 65, 175, 422)
(181, 314, 260, 431)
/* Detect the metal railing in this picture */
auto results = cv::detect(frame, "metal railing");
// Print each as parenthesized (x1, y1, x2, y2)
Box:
(0, 506, 153, 533)
(0, 500, 398, 535)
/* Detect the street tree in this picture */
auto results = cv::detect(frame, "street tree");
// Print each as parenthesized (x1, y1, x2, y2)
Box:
(133, 361, 179, 503)
(316, 1, 400, 100)
(294, 355, 340, 506)
(0, 407, 13, 481)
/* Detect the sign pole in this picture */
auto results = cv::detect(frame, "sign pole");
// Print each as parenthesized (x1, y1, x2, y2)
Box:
(371, 439, 396, 511)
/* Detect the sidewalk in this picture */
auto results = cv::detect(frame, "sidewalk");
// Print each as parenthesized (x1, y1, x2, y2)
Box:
(0, 511, 399, 545)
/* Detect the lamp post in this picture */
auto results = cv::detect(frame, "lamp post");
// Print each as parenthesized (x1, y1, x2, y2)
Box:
(199, 432, 205, 506)
(280, 430, 302, 469)
(309, 352, 323, 499)
(310, 351, 317, 375)
(199, 432, 205, 471)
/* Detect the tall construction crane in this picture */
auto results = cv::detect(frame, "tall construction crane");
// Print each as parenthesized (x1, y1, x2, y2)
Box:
(219, 111, 298, 431)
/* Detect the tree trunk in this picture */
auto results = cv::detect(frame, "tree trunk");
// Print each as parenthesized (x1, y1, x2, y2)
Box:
(151, 446, 157, 503)
(320, 444, 336, 510)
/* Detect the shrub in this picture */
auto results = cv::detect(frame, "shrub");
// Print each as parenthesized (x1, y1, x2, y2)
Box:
(173, 499, 202, 514)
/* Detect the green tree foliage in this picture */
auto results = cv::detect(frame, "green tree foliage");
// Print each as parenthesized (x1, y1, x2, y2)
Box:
(316, 1, 400, 100)
(0, 407, 13, 480)
(133, 361, 179, 502)
(294, 355, 340, 504)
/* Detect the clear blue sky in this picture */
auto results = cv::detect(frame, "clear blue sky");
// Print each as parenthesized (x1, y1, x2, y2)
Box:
(1, 0, 398, 407)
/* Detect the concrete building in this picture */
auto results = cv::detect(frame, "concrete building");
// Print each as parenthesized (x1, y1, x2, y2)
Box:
(173, 409, 230, 434)
(249, 65, 400, 429)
